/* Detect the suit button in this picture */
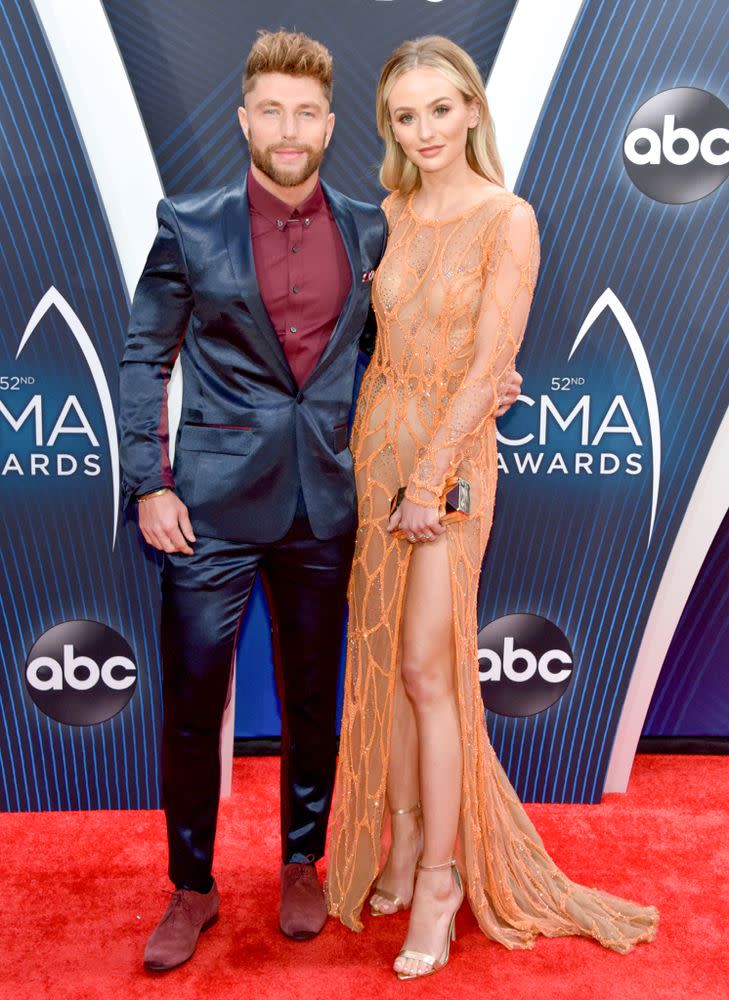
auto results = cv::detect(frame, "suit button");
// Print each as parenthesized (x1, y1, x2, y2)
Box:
(296, 392, 304, 403)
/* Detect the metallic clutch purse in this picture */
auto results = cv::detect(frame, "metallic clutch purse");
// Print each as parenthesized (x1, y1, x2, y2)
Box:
(390, 476, 471, 524)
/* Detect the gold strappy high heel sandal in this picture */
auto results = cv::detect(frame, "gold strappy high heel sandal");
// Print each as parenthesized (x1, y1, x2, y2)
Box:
(369, 803, 422, 917)
(395, 858, 464, 980)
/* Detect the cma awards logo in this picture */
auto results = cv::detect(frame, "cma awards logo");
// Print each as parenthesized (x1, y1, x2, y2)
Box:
(623, 87, 729, 204)
(478, 614, 574, 718)
(498, 288, 661, 543)
(25, 620, 137, 726)
(0, 287, 120, 547)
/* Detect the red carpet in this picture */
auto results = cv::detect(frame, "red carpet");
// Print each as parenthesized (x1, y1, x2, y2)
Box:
(4, 754, 728, 1000)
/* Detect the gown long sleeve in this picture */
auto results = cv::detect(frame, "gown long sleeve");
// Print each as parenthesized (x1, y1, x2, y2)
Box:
(405, 202, 539, 508)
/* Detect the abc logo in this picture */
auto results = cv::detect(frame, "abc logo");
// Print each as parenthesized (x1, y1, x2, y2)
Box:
(478, 614, 573, 718)
(623, 87, 729, 204)
(25, 620, 137, 726)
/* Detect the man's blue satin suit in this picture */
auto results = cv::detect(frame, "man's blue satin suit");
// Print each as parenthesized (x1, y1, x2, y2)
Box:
(119, 174, 387, 887)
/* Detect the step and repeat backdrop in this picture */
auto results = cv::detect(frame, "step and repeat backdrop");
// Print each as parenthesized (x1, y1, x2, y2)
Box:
(643, 509, 728, 739)
(0, 0, 726, 811)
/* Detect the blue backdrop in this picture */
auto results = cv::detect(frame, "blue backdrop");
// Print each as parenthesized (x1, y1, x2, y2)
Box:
(0, 0, 726, 812)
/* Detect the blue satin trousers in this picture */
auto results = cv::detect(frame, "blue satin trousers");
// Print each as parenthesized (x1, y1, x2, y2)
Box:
(160, 499, 355, 888)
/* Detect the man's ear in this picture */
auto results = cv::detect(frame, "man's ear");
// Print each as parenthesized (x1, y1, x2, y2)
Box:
(237, 106, 249, 141)
(324, 111, 335, 149)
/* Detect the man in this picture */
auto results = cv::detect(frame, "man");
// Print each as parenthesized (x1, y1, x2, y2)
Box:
(119, 29, 520, 972)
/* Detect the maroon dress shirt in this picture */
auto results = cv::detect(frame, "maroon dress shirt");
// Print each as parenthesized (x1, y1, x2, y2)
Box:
(247, 171, 351, 387)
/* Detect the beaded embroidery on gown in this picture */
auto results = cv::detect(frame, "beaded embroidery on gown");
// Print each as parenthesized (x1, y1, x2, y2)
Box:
(326, 189, 659, 953)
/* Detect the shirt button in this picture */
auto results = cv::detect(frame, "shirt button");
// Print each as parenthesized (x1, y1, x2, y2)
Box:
(290, 325, 297, 334)
(292, 244, 300, 253)
(292, 285, 300, 294)
(304, 218, 311, 226)
(276, 219, 284, 229)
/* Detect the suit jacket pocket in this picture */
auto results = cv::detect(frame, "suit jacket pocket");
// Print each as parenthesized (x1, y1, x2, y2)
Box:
(175, 423, 256, 514)
(178, 422, 253, 455)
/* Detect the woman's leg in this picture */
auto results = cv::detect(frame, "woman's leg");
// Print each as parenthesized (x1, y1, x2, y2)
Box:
(369, 672, 421, 913)
(393, 532, 464, 976)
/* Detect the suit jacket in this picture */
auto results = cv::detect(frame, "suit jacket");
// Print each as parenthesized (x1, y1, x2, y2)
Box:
(119, 174, 387, 542)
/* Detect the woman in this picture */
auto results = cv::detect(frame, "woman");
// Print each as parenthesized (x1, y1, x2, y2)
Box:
(326, 36, 658, 979)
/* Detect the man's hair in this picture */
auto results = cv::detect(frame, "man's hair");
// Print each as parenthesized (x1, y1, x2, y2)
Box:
(243, 30, 333, 102)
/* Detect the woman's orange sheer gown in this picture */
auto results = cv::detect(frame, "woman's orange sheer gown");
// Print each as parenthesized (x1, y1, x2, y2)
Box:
(325, 189, 659, 954)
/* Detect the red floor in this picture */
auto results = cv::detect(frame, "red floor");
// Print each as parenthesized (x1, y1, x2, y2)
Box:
(3, 754, 728, 1000)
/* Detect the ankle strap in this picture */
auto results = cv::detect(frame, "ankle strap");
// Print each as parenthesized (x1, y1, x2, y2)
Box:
(418, 858, 456, 872)
(390, 802, 421, 816)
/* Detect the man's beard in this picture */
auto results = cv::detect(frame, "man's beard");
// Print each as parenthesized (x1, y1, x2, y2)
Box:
(249, 136, 325, 188)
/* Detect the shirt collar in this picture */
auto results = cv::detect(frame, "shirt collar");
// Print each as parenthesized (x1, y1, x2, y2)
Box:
(247, 170, 326, 228)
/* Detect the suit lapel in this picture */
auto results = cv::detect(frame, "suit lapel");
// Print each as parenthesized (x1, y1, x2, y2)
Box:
(302, 181, 362, 387)
(222, 177, 297, 391)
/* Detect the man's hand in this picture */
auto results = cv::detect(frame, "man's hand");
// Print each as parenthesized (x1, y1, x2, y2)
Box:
(137, 490, 196, 555)
(495, 368, 523, 418)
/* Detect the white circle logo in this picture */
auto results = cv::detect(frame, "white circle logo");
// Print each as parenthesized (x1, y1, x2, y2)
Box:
(478, 614, 574, 717)
(25, 620, 137, 726)
(623, 87, 729, 204)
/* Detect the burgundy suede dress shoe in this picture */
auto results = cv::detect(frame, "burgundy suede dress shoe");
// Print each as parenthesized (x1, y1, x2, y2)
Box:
(279, 862, 327, 939)
(144, 881, 220, 971)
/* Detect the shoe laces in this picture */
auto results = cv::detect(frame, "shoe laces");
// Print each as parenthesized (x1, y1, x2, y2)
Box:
(161, 887, 192, 925)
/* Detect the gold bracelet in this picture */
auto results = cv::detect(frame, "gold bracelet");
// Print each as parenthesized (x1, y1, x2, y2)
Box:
(137, 487, 170, 503)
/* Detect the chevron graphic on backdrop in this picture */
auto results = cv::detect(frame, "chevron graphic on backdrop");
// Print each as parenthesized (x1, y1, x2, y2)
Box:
(480, 0, 728, 801)
(18, 287, 120, 549)
(102, 0, 517, 201)
(0, 0, 163, 811)
(7, 0, 722, 813)
(569, 288, 661, 543)
(100, 0, 728, 802)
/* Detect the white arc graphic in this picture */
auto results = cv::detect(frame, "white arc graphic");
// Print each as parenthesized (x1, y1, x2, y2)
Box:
(487, 0, 585, 189)
(18, 287, 120, 549)
(606, 408, 728, 791)
(569, 288, 661, 542)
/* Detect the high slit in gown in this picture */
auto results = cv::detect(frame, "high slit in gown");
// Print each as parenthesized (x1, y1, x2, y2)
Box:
(326, 189, 659, 953)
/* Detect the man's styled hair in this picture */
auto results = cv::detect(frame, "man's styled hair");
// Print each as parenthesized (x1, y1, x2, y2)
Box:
(243, 30, 333, 102)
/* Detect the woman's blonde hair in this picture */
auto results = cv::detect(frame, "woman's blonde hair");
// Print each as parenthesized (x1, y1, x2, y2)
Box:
(375, 35, 504, 194)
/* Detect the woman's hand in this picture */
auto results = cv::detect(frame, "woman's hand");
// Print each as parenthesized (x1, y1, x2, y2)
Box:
(387, 497, 446, 544)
